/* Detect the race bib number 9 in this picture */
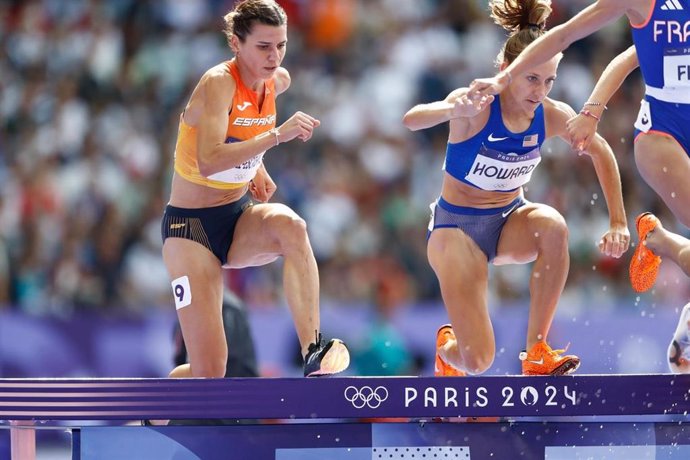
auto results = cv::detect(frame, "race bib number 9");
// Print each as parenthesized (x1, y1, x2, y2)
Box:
(663, 47, 690, 88)
(171, 275, 192, 310)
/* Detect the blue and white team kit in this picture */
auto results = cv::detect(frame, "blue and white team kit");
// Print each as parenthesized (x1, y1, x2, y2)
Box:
(428, 96, 544, 262)
(632, 0, 690, 154)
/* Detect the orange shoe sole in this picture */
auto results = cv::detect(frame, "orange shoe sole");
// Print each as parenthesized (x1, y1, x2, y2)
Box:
(629, 212, 661, 293)
(522, 356, 581, 376)
(434, 325, 465, 377)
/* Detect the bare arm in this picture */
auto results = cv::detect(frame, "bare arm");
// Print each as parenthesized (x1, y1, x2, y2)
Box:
(402, 88, 493, 131)
(196, 71, 280, 177)
(566, 45, 639, 150)
(273, 67, 291, 95)
(581, 134, 628, 230)
(547, 99, 629, 257)
(582, 45, 638, 116)
(583, 132, 631, 258)
(469, 0, 628, 97)
(195, 67, 319, 178)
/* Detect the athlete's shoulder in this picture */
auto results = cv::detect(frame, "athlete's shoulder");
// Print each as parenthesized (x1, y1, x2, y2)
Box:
(594, 0, 637, 9)
(596, 0, 649, 17)
(274, 67, 291, 95)
(202, 62, 235, 83)
(543, 97, 576, 119)
(542, 98, 576, 139)
(198, 62, 236, 97)
(585, 0, 642, 22)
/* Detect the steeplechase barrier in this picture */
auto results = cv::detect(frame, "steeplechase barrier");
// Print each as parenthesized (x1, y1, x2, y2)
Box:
(1, 374, 690, 459)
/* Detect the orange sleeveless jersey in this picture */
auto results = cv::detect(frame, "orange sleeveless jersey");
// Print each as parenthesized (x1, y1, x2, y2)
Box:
(173, 60, 277, 190)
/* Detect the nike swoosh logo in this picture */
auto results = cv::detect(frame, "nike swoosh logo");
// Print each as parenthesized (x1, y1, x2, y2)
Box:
(488, 133, 509, 142)
(236, 102, 252, 111)
(502, 204, 518, 218)
(528, 358, 544, 365)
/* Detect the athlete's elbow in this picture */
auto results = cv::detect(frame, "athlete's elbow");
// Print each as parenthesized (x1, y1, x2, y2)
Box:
(402, 113, 413, 129)
(587, 135, 613, 159)
(402, 113, 421, 131)
(551, 23, 577, 50)
(197, 158, 216, 178)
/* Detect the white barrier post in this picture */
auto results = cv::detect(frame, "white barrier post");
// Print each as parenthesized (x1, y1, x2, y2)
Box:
(10, 420, 35, 460)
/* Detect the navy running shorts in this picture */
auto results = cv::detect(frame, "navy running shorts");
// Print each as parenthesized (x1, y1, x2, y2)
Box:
(161, 194, 253, 265)
(427, 196, 526, 262)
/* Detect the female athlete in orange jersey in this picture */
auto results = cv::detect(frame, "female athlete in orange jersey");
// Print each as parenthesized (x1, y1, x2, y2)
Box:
(161, 0, 349, 380)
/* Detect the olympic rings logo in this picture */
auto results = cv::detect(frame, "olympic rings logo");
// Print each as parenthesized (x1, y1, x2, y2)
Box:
(343, 385, 389, 409)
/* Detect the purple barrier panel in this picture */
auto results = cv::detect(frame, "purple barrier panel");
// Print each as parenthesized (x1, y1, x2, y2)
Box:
(276, 447, 372, 459)
(81, 423, 372, 460)
(0, 429, 8, 459)
(373, 422, 690, 459)
(656, 422, 690, 445)
(1, 375, 690, 421)
(78, 421, 690, 460)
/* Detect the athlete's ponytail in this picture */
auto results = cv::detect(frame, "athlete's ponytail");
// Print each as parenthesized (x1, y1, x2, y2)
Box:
(489, 0, 552, 65)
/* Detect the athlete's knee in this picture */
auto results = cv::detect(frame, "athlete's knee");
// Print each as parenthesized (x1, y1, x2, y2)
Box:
(427, 241, 447, 273)
(535, 212, 568, 249)
(462, 351, 494, 375)
(455, 341, 495, 375)
(273, 212, 309, 247)
(428, 250, 452, 275)
(191, 354, 228, 378)
(633, 144, 662, 177)
(667, 204, 690, 229)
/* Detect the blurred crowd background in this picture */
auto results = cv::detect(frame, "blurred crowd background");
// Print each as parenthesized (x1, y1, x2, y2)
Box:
(1, 0, 689, 377)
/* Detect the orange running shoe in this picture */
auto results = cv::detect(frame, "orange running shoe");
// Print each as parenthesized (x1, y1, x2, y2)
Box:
(520, 341, 580, 376)
(629, 212, 662, 293)
(434, 324, 466, 377)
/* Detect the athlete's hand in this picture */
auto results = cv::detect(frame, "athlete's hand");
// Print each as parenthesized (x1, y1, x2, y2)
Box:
(249, 167, 277, 202)
(598, 223, 630, 259)
(468, 72, 511, 100)
(566, 112, 598, 153)
(450, 93, 494, 119)
(277, 111, 321, 143)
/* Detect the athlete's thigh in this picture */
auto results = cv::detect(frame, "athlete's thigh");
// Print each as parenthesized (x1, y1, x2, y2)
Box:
(226, 202, 301, 269)
(427, 227, 488, 280)
(162, 238, 226, 359)
(635, 134, 690, 227)
(428, 228, 493, 348)
(494, 202, 564, 265)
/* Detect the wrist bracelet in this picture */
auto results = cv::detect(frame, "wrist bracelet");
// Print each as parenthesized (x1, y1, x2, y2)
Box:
(503, 71, 512, 84)
(584, 101, 607, 110)
(269, 128, 280, 146)
(579, 109, 601, 122)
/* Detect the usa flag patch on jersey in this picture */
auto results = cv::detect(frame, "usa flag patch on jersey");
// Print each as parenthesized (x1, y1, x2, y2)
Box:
(523, 134, 539, 147)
